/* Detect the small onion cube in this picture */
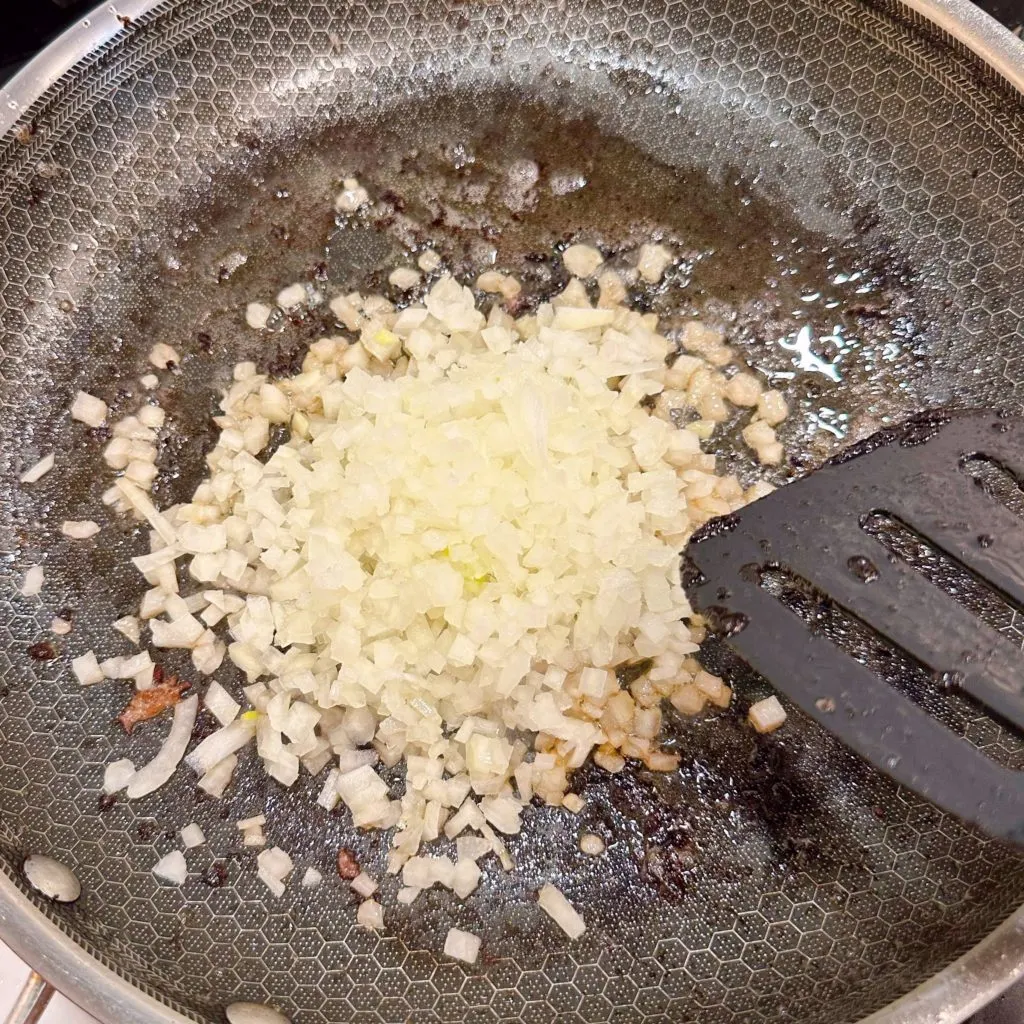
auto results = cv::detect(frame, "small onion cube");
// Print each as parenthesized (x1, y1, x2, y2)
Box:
(180, 823, 206, 848)
(197, 754, 237, 798)
(20, 564, 44, 598)
(748, 695, 787, 733)
(70, 390, 108, 427)
(356, 899, 384, 931)
(350, 871, 378, 898)
(204, 680, 240, 726)
(112, 616, 141, 645)
(443, 927, 481, 964)
(72, 650, 104, 686)
(538, 883, 586, 939)
(103, 758, 136, 795)
(152, 850, 187, 885)
(148, 343, 180, 369)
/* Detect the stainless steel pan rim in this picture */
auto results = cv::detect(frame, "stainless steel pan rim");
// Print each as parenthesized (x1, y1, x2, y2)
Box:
(0, 1, 1022, 1022)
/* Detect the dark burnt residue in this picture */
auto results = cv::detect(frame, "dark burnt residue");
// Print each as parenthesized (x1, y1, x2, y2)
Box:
(27, 640, 57, 661)
(202, 861, 228, 888)
(615, 658, 653, 687)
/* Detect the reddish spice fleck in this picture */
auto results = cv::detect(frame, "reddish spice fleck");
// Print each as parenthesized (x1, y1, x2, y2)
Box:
(118, 676, 190, 733)
(336, 848, 360, 880)
(28, 641, 57, 661)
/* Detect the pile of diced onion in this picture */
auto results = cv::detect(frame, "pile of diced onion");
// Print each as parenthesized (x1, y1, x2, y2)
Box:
(30, 204, 793, 953)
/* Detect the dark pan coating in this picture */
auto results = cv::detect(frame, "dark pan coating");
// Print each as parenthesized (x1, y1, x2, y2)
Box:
(0, 1, 1022, 1022)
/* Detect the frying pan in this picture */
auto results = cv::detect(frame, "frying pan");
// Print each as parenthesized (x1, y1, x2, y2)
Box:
(0, 1, 1023, 1022)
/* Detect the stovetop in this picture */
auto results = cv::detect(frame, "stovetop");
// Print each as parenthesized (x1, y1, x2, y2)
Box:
(0, 2, 1021, 1024)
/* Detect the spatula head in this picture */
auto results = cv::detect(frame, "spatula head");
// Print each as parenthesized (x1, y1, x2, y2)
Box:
(684, 410, 1024, 845)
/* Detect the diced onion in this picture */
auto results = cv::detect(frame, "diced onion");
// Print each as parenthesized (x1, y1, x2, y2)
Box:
(72, 651, 104, 686)
(204, 680, 240, 726)
(443, 927, 481, 964)
(538, 883, 586, 939)
(187, 716, 257, 775)
(356, 898, 384, 931)
(126, 695, 198, 799)
(350, 871, 378, 898)
(61, 519, 100, 539)
(20, 565, 43, 598)
(180, 823, 206, 848)
(748, 695, 787, 733)
(149, 343, 180, 369)
(197, 754, 237, 798)
(112, 616, 141, 645)
(70, 390, 108, 427)
(152, 850, 187, 885)
(20, 454, 54, 484)
(103, 758, 136, 794)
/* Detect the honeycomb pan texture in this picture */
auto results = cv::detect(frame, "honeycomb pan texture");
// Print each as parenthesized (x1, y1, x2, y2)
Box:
(0, 1, 1022, 1022)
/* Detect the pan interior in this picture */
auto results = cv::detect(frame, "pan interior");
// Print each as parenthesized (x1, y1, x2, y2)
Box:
(0, 1, 1022, 1022)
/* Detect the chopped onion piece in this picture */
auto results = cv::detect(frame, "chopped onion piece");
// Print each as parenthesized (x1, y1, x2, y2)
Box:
(50, 617, 71, 636)
(562, 243, 604, 278)
(204, 680, 240, 726)
(197, 754, 237, 798)
(397, 886, 421, 905)
(114, 479, 177, 545)
(748, 695, 787, 733)
(20, 564, 43, 598)
(350, 871, 378, 898)
(103, 758, 136, 794)
(538, 883, 586, 939)
(389, 267, 421, 290)
(444, 927, 481, 964)
(180, 823, 206, 848)
(20, 454, 54, 484)
(152, 850, 187, 885)
(126, 695, 198, 799)
(579, 833, 605, 856)
(258, 865, 285, 897)
(452, 858, 481, 899)
(70, 390, 107, 427)
(257, 846, 294, 888)
(246, 302, 273, 329)
(112, 615, 141, 645)
(302, 867, 323, 888)
(72, 651, 104, 686)
(356, 898, 384, 931)
(316, 767, 341, 811)
(149, 343, 180, 369)
(151, 615, 205, 649)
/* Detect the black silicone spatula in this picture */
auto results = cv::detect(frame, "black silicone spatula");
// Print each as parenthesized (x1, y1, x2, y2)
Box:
(684, 410, 1024, 845)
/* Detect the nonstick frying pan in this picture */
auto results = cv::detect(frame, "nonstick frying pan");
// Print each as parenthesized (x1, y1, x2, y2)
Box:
(0, 1, 1023, 1022)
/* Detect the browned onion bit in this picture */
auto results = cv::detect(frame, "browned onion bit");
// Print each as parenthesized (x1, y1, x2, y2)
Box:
(337, 848, 360, 880)
(118, 676, 191, 734)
